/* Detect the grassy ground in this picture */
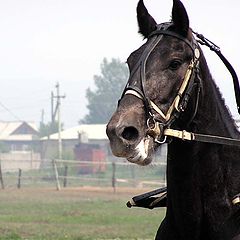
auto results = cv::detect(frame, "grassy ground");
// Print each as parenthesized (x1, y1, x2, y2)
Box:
(0, 187, 165, 240)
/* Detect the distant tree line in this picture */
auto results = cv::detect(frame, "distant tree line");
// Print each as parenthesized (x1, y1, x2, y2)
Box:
(80, 58, 128, 124)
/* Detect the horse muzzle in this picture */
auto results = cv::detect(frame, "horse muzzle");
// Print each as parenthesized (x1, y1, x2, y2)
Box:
(106, 116, 156, 165)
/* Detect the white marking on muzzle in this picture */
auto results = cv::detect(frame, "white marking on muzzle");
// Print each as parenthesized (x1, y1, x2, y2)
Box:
(127, 137, 150, 165)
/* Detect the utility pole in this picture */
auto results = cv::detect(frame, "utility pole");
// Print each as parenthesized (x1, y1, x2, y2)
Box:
(51, 91, 54, 123)
(41, 109, 45, 125)
(52, 82, 65, 160)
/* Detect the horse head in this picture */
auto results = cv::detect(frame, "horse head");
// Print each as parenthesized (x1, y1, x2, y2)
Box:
(107, 0, 200, 165)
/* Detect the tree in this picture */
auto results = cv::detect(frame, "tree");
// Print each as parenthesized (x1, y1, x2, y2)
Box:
(39, 121, 59, 137)
(81, 58, 129, 124)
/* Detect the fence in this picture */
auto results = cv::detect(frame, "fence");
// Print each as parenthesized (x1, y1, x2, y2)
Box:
(0, 157, 166, 191)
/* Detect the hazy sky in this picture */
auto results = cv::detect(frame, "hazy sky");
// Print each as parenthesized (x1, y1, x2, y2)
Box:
(0, 0, 239, 128)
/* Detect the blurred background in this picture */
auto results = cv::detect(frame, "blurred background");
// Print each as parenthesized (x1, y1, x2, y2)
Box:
(0, 0, 239, 239)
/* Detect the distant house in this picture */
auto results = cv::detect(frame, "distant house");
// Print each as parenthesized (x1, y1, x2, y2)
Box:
(40, 124, 108, 159)
(0, 121, 39, 152)
(0, 121, 40, 171)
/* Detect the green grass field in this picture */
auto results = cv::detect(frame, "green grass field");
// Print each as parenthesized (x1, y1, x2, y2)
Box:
(0, 188, 165, 240)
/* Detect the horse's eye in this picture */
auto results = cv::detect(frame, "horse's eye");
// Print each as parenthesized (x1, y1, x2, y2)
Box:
(168, 60, 182, 70)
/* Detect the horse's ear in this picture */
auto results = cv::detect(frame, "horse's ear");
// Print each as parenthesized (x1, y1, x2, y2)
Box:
(137, 0, 157, 38)
(172, 0, 189, 37)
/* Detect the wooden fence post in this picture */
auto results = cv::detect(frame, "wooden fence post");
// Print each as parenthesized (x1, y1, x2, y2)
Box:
(63, 165, 68, 188)
(17, 169, 22, 189)
(0, 161, 4, 189)
(130, 165, 136, 187)
(52, 159, 61, 191)
(112, 162, 116, 193)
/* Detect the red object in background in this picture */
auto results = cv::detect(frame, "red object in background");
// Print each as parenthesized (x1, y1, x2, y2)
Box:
(74, 143, 106, 174)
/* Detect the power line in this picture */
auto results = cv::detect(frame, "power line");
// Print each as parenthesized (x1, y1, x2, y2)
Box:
(0, 101, 21, 121)
(0, 99, 49, 112)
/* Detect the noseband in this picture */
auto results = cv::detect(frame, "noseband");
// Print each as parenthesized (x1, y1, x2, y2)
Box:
(120, 22, 201, 143)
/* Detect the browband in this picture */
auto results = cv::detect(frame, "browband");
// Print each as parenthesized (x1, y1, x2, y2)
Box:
(148, 29, 195, 53)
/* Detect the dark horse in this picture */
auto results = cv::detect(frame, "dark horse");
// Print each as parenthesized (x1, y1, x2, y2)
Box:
(106, 0, 240, 239)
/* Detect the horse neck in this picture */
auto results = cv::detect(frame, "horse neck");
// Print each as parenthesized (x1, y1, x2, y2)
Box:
(190, 54, 239, 139)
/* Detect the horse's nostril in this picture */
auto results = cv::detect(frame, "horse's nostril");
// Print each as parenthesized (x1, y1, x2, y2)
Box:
(121, 126, 139, 141)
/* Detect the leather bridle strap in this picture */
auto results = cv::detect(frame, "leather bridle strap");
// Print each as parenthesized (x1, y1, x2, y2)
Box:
(121, 34, 164, 118)
(164, 128, 240, 146)
(125, 89, 167, 120)
(149, 29, 194, 51)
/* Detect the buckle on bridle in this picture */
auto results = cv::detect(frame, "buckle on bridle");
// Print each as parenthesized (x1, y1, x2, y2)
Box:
(146, 117, 167, 144)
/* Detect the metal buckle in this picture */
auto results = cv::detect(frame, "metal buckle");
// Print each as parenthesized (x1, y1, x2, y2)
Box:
(146, 114, 156, 129)
(155, 136, 167, 144)
(146, 117, 166, 144)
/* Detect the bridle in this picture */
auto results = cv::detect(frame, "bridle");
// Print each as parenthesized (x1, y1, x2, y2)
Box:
(120, 22, 200, 143)
(119, 22, 240, 147)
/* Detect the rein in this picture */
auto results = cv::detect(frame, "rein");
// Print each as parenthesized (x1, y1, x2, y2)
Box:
(194, 31, 240, 115)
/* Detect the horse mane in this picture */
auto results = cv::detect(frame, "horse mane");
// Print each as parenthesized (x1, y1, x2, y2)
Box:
(196, 47, 240, 138)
